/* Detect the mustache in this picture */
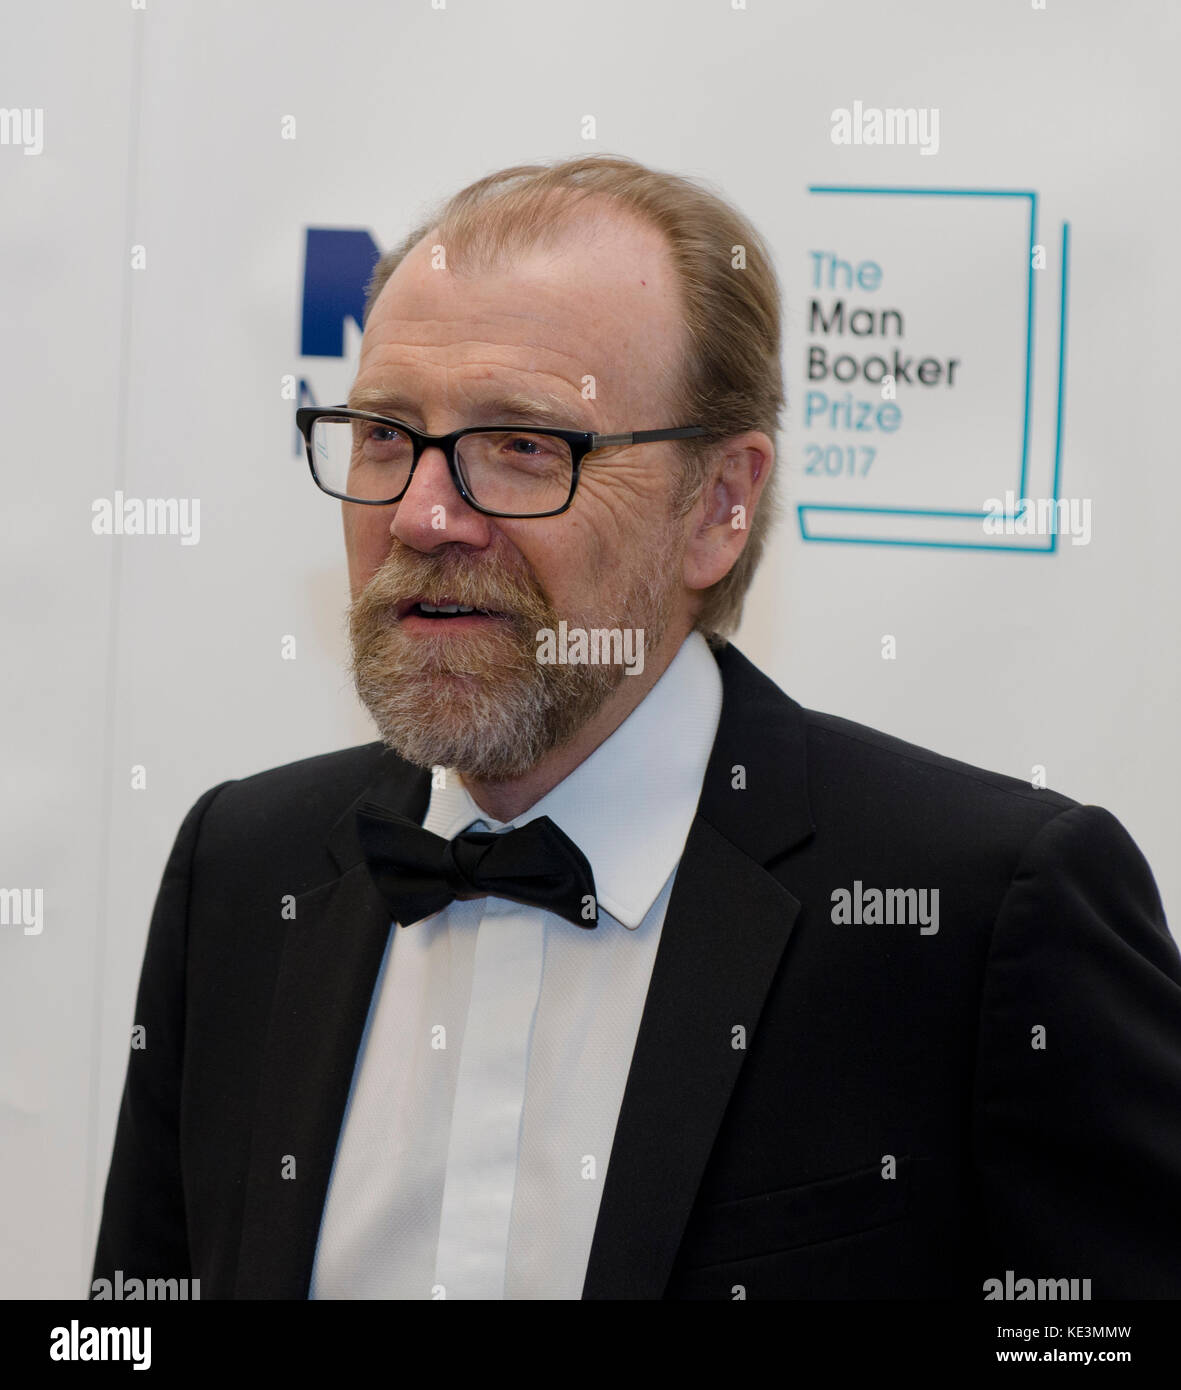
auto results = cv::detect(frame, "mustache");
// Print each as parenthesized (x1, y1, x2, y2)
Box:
(351, 545, 556, 628)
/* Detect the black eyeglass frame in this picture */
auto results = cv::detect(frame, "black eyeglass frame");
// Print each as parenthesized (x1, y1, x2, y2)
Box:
(295, 405, 711, 518)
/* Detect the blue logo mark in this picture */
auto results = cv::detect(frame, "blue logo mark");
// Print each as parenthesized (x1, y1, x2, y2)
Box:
(300, 227, 382, 358)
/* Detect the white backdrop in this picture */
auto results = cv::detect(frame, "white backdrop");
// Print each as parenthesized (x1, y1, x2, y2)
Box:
(2, 0, 1178, 1298)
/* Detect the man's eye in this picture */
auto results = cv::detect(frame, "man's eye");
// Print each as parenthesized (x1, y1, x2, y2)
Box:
(356, 424, 407, 454)
(505, 434, 552, 456)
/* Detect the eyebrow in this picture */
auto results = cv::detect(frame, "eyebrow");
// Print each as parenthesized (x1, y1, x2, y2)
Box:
(345, 386, 596, 433)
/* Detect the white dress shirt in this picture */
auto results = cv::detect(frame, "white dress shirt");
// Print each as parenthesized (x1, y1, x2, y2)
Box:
(309, 630, 722, 1300)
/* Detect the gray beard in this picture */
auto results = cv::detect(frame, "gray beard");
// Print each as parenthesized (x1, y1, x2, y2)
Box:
(348, 550, 677, 783)
(350, 631, 625, 781)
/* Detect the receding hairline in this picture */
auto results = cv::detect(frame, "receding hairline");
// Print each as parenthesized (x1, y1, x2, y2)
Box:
(362, 193, 693, 420)
(368, 191, 685, 320)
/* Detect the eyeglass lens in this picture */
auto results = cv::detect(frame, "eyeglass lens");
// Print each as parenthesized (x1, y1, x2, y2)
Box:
(310, 416, 575, 513)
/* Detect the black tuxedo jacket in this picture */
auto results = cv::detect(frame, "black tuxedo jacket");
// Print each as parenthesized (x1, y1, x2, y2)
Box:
(93, 642, 1181, 1298)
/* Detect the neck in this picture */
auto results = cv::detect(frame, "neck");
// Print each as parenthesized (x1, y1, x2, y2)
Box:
(460, 621, 692, 822)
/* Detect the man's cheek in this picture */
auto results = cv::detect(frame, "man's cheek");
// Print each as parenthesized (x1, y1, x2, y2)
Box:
(351, 524, 393, 581)
(581, 472, 663, 554)
(542, 498, 621, 577)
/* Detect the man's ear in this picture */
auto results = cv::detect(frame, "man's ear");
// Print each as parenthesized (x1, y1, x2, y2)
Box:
(681, 432, 774, 594)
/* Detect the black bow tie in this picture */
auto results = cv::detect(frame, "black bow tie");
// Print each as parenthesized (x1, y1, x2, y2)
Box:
(355, 799, 598, 929)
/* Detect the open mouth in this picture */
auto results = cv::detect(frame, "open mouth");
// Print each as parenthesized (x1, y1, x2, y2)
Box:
(395, 597, 512, 625)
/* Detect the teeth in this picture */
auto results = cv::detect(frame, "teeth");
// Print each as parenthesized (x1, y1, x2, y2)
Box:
(419, 602, 477, 614)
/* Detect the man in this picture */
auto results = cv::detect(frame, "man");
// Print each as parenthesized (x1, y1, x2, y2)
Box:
(93, 154, 1181, 1300)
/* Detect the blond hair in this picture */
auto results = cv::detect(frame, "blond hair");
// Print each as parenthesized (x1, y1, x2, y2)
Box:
(363, 154, 784, 644)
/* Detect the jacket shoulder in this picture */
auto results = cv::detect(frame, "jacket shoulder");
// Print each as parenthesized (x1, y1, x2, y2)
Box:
(212, 739, 395, 815)
(804, 706, 1077, 820)
(719, 640, 1077, 830)
(185, 741, 418, 895)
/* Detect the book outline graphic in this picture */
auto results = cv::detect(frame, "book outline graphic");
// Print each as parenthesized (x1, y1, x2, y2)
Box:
(797, 186, 1071, 553)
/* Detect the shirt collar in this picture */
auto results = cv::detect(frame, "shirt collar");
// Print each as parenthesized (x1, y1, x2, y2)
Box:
(423, 630, 723, 928)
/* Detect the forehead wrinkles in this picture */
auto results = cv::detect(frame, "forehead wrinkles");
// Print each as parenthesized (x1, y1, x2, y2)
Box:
(363, 290, 604, 362)
(360, 294, 602, 378)
(357, 330, 638, 426)
(371, 261, 586, 338)
(355, 343, 595, 408)
(360, 247, 682, 418)
(363, 332, 589, 372)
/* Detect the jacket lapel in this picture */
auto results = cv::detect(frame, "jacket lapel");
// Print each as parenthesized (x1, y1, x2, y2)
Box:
(582, 642, 815, 1298)
(234, 751, 431, 1298)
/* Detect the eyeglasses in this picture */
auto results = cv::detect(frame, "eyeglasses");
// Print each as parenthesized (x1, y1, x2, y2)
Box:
(295, 406, 710, 518)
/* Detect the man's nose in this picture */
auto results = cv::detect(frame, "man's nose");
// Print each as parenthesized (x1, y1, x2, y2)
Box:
(389, 445, 495, 550)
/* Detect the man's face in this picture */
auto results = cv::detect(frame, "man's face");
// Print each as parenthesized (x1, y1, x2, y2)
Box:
(344, 209, 699, 782)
